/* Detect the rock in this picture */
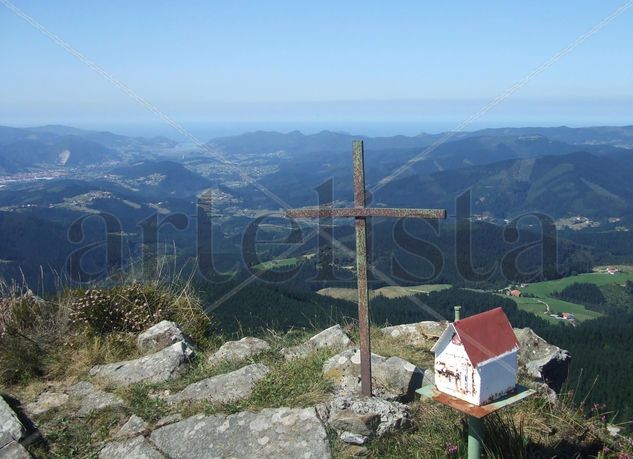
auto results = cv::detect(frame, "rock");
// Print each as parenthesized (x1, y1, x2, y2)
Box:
(281, 325, 351, 360)
(89, 341, 193, 387)
(317, 395, 411, 440)
(0, 396, 25, 443)
(114, 415, 148, 439)
(99, 436, 165, 459)
(66, 381, 95, 398)
(329, 410, 378, 437)
(0, 431, 13, 449)
(167, 363, 270, 404)
(151, 407, 330, 459)
(207, 337, 270, 365)
(24, 392, 69, 416)
(380, 321, 447, 347)
(153, 413, 183, 429)
(514, 328, 571, 393)
(339, 431, 367, 445)
(0, 440, 31, 458)
(137, 320, 190, 354)
(323, 349, 430, 400)
(66, 382, 124, 417)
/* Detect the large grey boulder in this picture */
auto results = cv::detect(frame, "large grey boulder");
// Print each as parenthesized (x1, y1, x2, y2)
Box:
(0, 396, 25, 445)
(66, 382, 124, 418)
(317, 395, 411, 445)
(150, 407, 330, 459)
(514, 328, 571, 393)
(380, 321, 446, 348)
(89, 341, 193, 387)
(281, 325, 352, 360)
(24, 392, 68, 416)
(167, 363, 270, 404)
(323, 349, 431, 401)
(207, 337, 270, 365)
(99, 436, 165, 459)
(137, 321, 190, 354)
(0, 439, 31, 458)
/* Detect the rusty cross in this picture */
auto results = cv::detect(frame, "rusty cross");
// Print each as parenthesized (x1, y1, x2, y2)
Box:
(286, 140, 446, 396)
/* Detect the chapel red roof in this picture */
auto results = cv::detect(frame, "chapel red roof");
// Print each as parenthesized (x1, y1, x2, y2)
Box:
(453, 307, 519, 367)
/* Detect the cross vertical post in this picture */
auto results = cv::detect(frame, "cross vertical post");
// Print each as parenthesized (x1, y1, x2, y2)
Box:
(286, 141, 446, 397)
(352, 140, 372, 396)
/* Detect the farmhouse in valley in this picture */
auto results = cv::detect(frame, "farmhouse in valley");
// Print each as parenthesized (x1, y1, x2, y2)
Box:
(431, 307, 520, 406)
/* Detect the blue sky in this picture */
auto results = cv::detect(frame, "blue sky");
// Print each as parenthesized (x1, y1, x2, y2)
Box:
(1, 1, 632, 134)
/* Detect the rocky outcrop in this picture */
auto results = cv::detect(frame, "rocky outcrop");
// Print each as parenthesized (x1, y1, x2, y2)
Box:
(0, 438, 31, 458)
(67, 382, 124, 417)
(207, 337, 270, 365)
(137, 321, 190, 354)
(317, 395, 411, 445)
(99, 436, 165, 459)
(167, 363, 270, 404)
(380, 321, 446, 348)
(24, 392, 68, 416)
(514, 328, 571, 393)
(0, 396, 30, 458)
(323, 349, 431, 401)
(281, 325, 352, 360)
(150, 408, 330, 458)
(89, 341, 193, 387)
(0, 397, 25, 445)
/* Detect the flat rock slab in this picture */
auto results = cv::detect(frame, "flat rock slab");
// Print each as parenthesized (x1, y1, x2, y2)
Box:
(66, 382, 124, 418)
(89, 341, 193, 387)
(168, 363, 270, 404)
(24, 392, 69, 416)
(0, 396, 25, 443)
(150, 407, 330, 459)
(0, 440, 31, 458)
(317, 395, 411, 442)
(114, 415, 149, 439)
(380, 321, 447, 348)
(281, 325, 351, 361)
(323, 349, 430, 401)
(207, 337, 270, 365)
(99, 436, 165, 459)
(137, 321, 190, 354)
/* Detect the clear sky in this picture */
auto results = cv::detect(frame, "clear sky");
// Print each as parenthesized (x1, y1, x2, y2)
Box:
(1, 1, 632, 135)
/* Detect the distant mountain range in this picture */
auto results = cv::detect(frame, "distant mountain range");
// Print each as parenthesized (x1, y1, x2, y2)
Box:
(377, 151, 633, 218)
(2, 122, 633, 290)
(0, 125, 176, 173)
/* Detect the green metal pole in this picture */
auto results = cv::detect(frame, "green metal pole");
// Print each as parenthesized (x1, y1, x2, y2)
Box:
(454, 305, 461, 321)
(467, 415, 484, 459)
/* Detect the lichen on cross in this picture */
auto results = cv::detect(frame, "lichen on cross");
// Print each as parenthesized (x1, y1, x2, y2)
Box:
(286, 140, 446, 396)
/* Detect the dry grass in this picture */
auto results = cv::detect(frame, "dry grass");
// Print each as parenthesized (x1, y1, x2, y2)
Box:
(369, 326, 435, 370)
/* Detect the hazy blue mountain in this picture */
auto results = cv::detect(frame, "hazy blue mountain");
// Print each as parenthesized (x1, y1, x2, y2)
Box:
(376, 151, 633, 218)
(0, 125, 178, 173)
(463, 125, 633, 148)
(208, 130, 435, 155)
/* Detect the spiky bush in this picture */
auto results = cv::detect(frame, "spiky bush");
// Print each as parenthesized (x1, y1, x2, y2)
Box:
(68, 282, 212, 344)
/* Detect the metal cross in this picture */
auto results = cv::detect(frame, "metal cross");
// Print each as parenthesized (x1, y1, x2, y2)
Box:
(286, 140, 446, 396)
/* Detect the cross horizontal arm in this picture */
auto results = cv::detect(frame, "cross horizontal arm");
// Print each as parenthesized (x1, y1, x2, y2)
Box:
(286, 207, 447, 219)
